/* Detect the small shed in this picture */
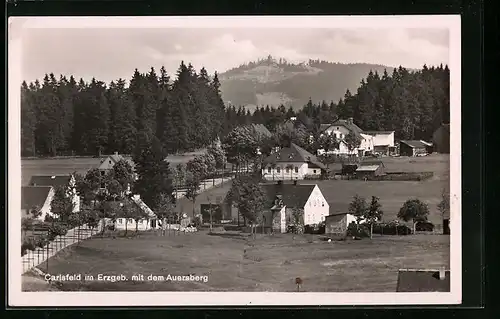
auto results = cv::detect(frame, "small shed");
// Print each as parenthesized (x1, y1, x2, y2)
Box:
(355, 164, 386, 179)
(396, 269, 450, 292)
(399, 140, 429, 157)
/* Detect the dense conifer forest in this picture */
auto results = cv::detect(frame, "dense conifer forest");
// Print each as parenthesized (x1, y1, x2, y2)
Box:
(20, 60, 449, 157)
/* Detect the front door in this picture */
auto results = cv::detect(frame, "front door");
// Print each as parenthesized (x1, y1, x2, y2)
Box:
(150, 219, 156, 229)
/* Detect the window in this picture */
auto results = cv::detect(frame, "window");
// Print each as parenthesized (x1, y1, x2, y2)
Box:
(294, 166, 299, 173)
(128, 218, 133, 224)
(322, 202, 325, 207)
(286, 167, 290, 173)
(100, 182, 106, 189)
(267, 167, 271, 173)
(118, 218, 122, 224)
(277, 167, 281, 173)
(313, 170, 317, 174)
(109, 160, 112, 165)
(100, 171, 105, 176)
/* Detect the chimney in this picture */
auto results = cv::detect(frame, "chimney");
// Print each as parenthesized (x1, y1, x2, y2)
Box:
(439, 268, 446, 280)
(348, 117, 353, 125)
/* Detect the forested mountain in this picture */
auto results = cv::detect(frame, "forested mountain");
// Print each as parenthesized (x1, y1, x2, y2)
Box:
(20, 60, 449, 157)
(218, 55, 392, 111)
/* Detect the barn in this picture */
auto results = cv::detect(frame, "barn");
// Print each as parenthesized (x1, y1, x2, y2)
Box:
(399, 140, 429, 157)
(355, 161, 386, 179)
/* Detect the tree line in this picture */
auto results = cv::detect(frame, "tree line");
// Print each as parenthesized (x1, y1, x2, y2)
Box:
(21, 63, 449, 157)
(21, 62, 226, 157)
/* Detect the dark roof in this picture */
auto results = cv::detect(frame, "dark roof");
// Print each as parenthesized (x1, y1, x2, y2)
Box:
(396, 269, 450, 292)
(29, 175, 72, 188)
(400, 140, 429, 149)
(260, 183, 316, 208)
(321, 119, 364, 138)
(263, 143, 326, 170)
(22, 186, 52, 210)
(362, 131, 395, 135)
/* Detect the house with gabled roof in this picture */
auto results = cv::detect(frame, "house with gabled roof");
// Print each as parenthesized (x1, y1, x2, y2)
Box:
(260, 181, 330, 233)
(21, 186, 55, 221)
(319, 118, 396, 156)
(261, 143, 326, 180)
(98, 152, 137, 192)
(29, 174, 80, 213)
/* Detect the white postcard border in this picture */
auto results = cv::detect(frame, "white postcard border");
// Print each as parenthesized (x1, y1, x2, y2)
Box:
(8, 15, 462, 307)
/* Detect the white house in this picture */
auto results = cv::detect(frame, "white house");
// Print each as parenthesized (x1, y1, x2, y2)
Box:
(261, 182, 330, 233)
(114, 195, 160, 231)
(262, 143, 327, 180)
(318, 118, 395, 156)
(29, 175, 80, 213)
(21, 186, 55, 221)
(362, 131, 396, 155)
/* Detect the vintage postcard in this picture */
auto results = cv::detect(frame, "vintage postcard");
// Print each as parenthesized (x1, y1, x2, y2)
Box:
(8, 15, 461, 306)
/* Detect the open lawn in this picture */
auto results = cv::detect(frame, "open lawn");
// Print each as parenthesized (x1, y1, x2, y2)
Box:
(28, 230, 449, 292)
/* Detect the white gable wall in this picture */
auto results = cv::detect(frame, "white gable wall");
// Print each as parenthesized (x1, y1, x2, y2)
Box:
(303, 185, 330, 225)
(371, 132, 395, 147)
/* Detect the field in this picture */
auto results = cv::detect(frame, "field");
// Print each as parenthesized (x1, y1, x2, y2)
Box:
(21, 151, 206, 186)
(25, 230, 449, 292)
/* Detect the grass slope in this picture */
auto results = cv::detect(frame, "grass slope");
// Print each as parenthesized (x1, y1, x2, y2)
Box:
(29, 231, 449, 292)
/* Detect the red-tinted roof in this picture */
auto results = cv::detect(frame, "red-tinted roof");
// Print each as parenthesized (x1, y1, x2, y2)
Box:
(21, 186, 52, 210)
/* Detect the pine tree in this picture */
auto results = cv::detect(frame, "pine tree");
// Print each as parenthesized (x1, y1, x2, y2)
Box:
(21, 81, 37, 156)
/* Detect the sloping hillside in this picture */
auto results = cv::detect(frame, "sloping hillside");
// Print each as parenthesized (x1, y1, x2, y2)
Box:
(219, 57, 392, 111)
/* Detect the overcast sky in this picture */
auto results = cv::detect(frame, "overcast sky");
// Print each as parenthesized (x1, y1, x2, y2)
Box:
(21, 28, 449, 84)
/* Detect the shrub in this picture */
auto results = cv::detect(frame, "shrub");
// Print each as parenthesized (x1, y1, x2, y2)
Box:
(35, 235, 49, 248)
(346, 223, 370, 238)
(372, 223, 413, 235)
(21, 238, 37, 256)
(49, 223, 69, 237)
(304, 222, 326, 234)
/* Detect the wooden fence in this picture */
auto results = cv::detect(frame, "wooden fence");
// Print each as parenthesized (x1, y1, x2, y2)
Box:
(21, 222, 103, 274)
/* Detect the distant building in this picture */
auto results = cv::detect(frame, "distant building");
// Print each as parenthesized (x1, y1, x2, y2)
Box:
(355, 161, 386, 179)
(325, 213, 358, 237)
(29, 174, 80, 213)
(433, 123, 450, 154)
(98, 152, 136, 192)
(396, 268, 450, 292)
(399, 140, 431, 157)
(362, 131, 396, 155)
(114, 194, 159, 231)
(21, 186, 55, 221)
(262, 143, 326, 180)
(260, 181, 330, 233)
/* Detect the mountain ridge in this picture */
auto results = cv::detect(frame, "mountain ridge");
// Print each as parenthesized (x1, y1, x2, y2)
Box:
(218, 56, 410, 111)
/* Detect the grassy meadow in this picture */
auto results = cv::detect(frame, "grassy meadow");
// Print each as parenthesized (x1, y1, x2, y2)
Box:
(25, 230, 449, 292)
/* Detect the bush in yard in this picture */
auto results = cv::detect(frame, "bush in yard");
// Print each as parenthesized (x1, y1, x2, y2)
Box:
(372, 223, 413, 235)
(49, 223, 69, 238)
(415, 221, 435, 232)
(21, 238, 37, 256)
(346, 222, 370, 238)
(35, 235, 49, 248)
